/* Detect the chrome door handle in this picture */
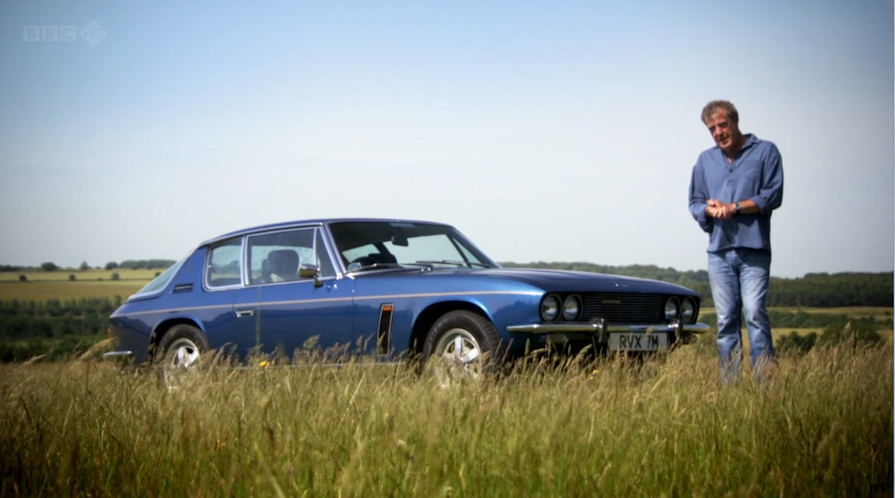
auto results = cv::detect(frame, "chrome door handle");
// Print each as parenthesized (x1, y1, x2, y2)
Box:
(235, 309, 254, 318)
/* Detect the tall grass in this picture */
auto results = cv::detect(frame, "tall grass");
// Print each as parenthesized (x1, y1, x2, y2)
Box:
(1, 342, 891, 497)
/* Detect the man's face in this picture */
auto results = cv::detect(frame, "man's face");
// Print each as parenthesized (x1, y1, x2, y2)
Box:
(704, 108, 741, 156)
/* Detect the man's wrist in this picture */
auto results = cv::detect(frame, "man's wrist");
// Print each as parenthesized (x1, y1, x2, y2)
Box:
(734, 201, 742, 215)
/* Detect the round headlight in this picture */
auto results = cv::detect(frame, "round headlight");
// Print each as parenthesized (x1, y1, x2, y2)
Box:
(540, 294, 560, 322)
(680, 297, 696, 323)
(664, 297, 679, 321)
(562, 294, 582, 321)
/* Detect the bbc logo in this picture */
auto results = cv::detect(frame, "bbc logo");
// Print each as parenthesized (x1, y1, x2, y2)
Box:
(24, 25, 77, 42)
(23, 21, 106, 47)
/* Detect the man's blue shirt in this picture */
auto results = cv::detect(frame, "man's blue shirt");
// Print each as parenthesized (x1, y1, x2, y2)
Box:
(688, 134, 784, 254)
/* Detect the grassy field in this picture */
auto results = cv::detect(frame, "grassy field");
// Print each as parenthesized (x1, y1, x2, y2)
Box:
(0, 269, 153, 301)
(0, 268, 161, 282)
(779, 306, 893, 322)
(0, 341, 890, 497)
(0, 277, 890, 494)
(701, 306, 893, 339)
(0, 281, 144, 301)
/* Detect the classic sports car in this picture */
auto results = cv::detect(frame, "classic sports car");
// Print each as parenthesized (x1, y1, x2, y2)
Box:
(105, 219, 708, 372)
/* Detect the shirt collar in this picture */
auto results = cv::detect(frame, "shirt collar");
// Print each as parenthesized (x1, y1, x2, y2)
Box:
(716, 133, 757, 161)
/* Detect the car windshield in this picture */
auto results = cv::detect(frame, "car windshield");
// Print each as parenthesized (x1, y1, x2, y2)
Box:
(328, 221, 498, 271)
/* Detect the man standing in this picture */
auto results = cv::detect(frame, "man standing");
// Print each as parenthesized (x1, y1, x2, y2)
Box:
(688, 100, 784, 383)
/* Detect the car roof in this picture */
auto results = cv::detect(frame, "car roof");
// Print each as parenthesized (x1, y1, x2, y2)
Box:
(198, 218, 452, 247)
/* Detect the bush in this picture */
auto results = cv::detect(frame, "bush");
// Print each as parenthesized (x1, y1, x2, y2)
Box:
(777, 320, 883, 355)
(0, 297, 121, 348)
(818, 320, 882, 349)
(777, 331, 817, 355)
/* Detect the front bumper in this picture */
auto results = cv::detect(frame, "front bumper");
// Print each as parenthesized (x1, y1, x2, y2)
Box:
(102, 350, 135, 362)
(507, 319, 710, 343)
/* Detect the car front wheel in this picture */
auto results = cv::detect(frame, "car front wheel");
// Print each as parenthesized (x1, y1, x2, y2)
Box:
(422, 310, 501, 383)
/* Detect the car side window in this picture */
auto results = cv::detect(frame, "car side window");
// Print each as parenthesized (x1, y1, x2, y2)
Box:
(248, 228, 335, 284)
(206, 239, 243, 288)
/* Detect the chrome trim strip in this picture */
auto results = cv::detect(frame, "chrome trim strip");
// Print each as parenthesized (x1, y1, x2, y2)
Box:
(354, 290, 540, 301)
(114, 303, 234, 317)
(116, 290, 541, 317)
(507, 323, 605, 333)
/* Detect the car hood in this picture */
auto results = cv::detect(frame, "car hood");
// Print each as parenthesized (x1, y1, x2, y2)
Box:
(474, 267, 698, 295)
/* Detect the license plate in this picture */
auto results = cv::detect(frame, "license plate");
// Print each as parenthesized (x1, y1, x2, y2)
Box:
(608, 332, 668, 352)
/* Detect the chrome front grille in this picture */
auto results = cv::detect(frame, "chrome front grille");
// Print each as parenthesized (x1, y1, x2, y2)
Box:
(581, 293, 665, 324)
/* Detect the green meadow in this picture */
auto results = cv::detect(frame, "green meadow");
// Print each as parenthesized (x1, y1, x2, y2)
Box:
(0, 341, 891, 497)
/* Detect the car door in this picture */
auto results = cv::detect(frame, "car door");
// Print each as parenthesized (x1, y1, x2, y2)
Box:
(247, 226, 355, 359)
(202, 237, 262, 358)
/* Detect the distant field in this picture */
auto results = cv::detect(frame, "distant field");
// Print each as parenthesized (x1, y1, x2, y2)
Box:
(700, 307, 893, 345)
(0, 269, 155, 301)
(0, 281, 144, 301)
(0, 268, 160, 282)
(703, 306, 893, 327)
(703, 306, 893, 317)
(778, 306, 894, 322)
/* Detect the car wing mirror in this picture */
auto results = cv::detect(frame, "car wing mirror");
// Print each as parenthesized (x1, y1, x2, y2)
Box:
(299, 264, 322, 287)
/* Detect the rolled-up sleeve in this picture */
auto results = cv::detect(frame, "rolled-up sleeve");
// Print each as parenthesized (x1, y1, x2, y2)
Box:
(750, 143, 784, 214)
(688, 162, 712, 233)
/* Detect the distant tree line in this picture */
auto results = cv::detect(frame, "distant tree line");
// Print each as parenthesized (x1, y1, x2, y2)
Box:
(500, 262, 893, 308)
(768, 272, 892, 307)
(1, 260, 175, 272)
(104, 259, 175, 270)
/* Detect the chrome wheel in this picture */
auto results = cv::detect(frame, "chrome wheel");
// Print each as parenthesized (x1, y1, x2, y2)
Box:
(423, 311, 500, 386)
(164, 337, 202, 371)
(156, 324, 208, 391)
(433, 327, 483, 376)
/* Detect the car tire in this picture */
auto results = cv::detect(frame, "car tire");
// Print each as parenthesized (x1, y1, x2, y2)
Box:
(155, 324, 209, 389)
(422, 310, 502, 383)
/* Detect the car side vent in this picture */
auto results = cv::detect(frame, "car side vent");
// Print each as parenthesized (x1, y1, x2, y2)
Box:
(376, 304, 394, 355)
(172, 283, 194, 293)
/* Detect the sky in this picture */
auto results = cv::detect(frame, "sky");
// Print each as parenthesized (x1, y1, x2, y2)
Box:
(0, 0, 892, 278)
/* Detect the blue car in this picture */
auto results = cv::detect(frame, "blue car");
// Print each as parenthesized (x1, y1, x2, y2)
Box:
(106, 219, 708, 373)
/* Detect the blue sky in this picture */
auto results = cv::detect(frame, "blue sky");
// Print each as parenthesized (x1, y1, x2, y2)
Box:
(1, 0, 892, 278)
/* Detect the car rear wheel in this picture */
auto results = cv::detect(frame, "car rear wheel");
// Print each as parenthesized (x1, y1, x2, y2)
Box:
(423, 310, 501, 384)
(156, 324, 208, 389)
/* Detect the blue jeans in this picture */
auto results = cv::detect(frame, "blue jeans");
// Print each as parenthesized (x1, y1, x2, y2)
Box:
(708, 249, 774, 383)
